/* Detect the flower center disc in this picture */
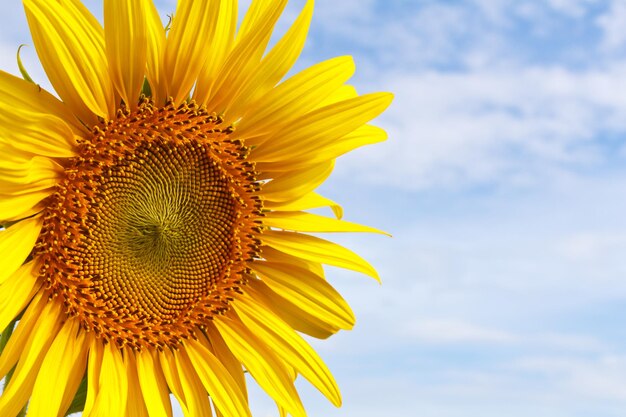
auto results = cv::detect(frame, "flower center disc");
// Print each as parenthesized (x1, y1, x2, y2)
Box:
(89, 141, 235, 320)
(37, 99, 261, 349)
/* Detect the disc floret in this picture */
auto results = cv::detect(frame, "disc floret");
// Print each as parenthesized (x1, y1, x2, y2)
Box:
(36, 98, 263, 350)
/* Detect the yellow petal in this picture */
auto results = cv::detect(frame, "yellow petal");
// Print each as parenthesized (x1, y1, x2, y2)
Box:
(0, 291, 44, 380)
(264, 192, 343, 220)
(0, 156, 62, 195)
(264, 211, 387, 234)
(235, 0, 274, 41)
(0, 69, 85, 134)
(104, 0, 148, 107)
(0, 72, 80, 157)
(224, 0, 314, 118)
(202, 325, 247, 397)
(261, 246, 326, 279)
(302, 124, 387, 166)
(83, 336, 104, 416)
(234, 56, 355, 143)
(253, 261, 355, 330)
(163, 0, 221, 103)
(88, 343, 128, 417)
(0, 108, 77, 158)
(247, 278, 337, 339)
(215, 315, 306, 417)
(0, 262, 40, 337)
(0, 299, 62, 416)
(193, 0, 238, 104)
(172, 349, 213, 417)
(204, 0, 288, 114)
(248, 0, 313, 88)
(317, 84, 358, 108)
(0, 216, 42, 285)
(125, 350, 151, 417)
(29, 319, 89, 417)
(186, 339, 252, 417)
(0, 179, 56, 197)
(24, 0, 115, 122)
(234, 292, 342, 406)
(252, 93, 393, 162)
(0, 189, 50, 222)
(57, 335, 89, 416)
(136, 349, 173, 417)
(159, 348, 190, 416)
(261, 231, 380, 281)
(0, 153, 61, 173)
(261, 160, 334, 202)
(144, 0, 166, 103)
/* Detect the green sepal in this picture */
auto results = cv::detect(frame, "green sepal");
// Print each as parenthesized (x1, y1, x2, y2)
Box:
(141, 77, 152, 98)
(16, 45, 35, 84)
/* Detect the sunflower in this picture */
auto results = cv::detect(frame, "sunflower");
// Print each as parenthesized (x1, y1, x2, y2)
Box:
(0, 0, 391, 416)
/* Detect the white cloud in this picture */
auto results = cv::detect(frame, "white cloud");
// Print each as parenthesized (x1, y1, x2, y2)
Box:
(336, 64, 626, 190)
(401, 318, 608, 352)
(546, 0, 597, 17)
(312, 0, 514, 71)
(303, 0, 626, 193)
(556, 232, 626, 261)
(318, 168, 626, 380)
(472, 0, 595, 25)
(309, 0, 606, 73)
(512, 355, 626, 401)
(596, 0, 626, 52)
(403, 318, 517, 344)
(313, 0, 376, 23)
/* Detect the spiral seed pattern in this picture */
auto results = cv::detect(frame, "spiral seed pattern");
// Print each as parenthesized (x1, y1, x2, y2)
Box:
(36, 98, 262, 349)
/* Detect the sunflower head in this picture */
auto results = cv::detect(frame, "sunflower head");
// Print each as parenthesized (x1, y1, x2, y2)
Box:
(0, 0, 391, 416)
(36, 98, 262, 350)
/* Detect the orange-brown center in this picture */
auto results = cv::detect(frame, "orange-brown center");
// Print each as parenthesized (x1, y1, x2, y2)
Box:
(36, 98, 262, 349)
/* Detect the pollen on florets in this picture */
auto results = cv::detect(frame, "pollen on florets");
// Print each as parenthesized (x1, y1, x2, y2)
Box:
(35, 98, 263, 350)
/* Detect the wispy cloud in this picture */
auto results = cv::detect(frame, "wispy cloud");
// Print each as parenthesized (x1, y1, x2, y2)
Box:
(401, 318, 609, 353)
(596, 0, 626, 52)
(336, 65, 626, 190)
(512, 354, 626, 401)
(305, 0, 626, 193)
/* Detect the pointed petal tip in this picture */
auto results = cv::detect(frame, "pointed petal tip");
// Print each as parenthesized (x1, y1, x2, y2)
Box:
(374, 91, 394, 107)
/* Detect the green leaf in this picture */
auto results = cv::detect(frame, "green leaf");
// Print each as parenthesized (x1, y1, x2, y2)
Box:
(0, 319, 16, 356)
(1, 319, 26, 416)
(64, 375, 87, 416)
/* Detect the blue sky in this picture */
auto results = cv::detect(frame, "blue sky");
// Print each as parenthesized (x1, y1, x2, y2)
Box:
(3, 1, 626, 416)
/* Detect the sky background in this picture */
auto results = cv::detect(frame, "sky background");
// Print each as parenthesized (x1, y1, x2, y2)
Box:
(2, 1, 626, 416)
